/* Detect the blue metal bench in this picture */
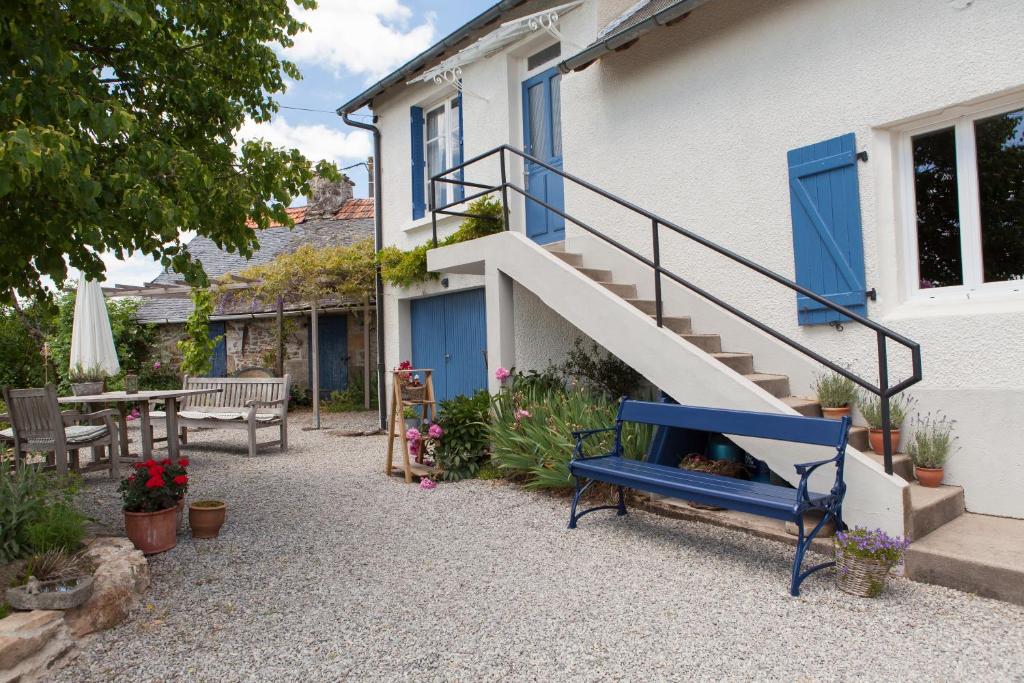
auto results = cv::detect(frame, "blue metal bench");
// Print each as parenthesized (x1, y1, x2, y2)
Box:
(568, 400, 850, 596)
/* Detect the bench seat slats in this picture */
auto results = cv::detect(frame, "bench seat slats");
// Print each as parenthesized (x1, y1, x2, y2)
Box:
(571, 456, 828, 517)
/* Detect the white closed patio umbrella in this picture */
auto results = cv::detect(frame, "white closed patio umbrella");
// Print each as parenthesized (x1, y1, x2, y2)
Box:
(69, 275, 120, 376)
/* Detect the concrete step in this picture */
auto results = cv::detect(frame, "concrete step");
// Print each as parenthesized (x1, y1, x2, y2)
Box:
(744, 373, 790, 398)
(710, 352, 754, 375)
(865, 451, 915, 481)
(848, 426, 869, 453)
(625, 298, 658, 315)
(657, 316, 693, 335)
(908, 483, 965, 541)
(906, 512, 1024, 606)
(781, 396, 820, 417)
(577, 267, 613, 281)
(598, 281, 638, 298)
(543, 241, 566, 251)
(680, 333, 722, 353)
(549, 250, 583, 266)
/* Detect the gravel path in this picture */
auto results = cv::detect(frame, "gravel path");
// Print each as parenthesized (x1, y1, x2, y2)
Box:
(55, 412, 1024, 682)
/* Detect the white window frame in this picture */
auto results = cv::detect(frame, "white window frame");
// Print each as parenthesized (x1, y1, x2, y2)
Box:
(423, 96, 461, 210)
(898, 94, 1024, 301)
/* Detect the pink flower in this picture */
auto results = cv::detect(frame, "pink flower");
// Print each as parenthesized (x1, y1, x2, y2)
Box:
(153, 361, 162, 370)
(409, 440, 419, 456)
(514, 408, 531, 421)
(405, 428, 421, 442)
(427, 423, 443, 439)
(495, 367, 510, 383)
(419, 477, 437, 490)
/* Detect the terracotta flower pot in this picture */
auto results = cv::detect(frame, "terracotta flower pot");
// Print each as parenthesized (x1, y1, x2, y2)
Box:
(914, 466, 944, 488)
(868, 428, 901, 455)
(124, 506, 178, 554)
(189, 501, 226, 539)
(821, 405, 851, 420)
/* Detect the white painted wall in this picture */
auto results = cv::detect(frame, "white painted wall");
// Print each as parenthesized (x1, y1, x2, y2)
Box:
(554, 0, 1024, 518)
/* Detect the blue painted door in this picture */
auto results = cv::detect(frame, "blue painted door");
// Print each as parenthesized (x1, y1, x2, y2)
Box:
(208, 322, 227, 377)
(787, 133, 867, 325)
(522, 67, 565, 244)
(410, 289, 487, 402)
(308, 315, 348, 398)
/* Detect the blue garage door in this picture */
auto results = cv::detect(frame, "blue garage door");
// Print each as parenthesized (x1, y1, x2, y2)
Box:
(410, 289, 487, 402)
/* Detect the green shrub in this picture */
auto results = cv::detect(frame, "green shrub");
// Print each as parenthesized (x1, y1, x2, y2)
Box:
(559, 338, 646, 399)
(435, 390, 492, 481)
(490, 383, 652, 490)
(24, 502, 86, 554)
(322, 373, 379, 412)
(474, 460, 504, 480)
(858, 393, 913, 430)
(812, 371, 858, 409)
(0, 460, 48, 562)
(0, 462, 85, 562)
(379, 196, 505, 287)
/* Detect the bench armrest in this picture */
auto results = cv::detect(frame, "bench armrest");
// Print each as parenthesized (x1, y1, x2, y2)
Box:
(571, 427, 616, 460)
(794, 453, 845, 506)
(245, 398, 287, 408)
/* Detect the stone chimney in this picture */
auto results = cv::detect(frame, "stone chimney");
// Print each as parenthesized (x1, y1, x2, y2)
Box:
(305, 174, 354, 219)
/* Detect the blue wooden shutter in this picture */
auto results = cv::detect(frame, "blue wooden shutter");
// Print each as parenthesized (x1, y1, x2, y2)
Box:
(208, 322, 227, 377)
(410, 106, 425, 219)
(454, 90, 465, 202)
(787, 133, 867, 325)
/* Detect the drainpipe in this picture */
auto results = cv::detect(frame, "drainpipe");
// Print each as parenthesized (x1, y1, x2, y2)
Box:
(340, 110, 387, 430)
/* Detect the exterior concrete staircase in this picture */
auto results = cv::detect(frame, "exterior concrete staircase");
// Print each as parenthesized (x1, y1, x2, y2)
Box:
(545, 242, 967, 544)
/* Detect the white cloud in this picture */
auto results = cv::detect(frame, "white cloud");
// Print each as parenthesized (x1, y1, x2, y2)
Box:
(285, 0, 436, 80)
(238, 115, 373, 165)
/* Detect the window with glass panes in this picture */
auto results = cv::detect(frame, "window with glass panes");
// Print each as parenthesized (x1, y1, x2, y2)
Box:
(424, 97, 461, 208)
(906, 103, 1024, 292)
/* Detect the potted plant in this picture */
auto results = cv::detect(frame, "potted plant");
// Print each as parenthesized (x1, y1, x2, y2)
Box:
(118, 459, 181, 554)
(834, 526, 909, 597)
(189, 500, 226, 539)
(857, 393, 912, 455)
(906, 413, 956, 487)
(162, 457, 190, 530)
(395, 360, 425, 402)
(812, 371, 858, 419)
(68, 364, 108, 396)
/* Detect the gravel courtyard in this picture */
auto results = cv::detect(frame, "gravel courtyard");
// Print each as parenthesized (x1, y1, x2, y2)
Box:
(55, 411, 1024, 682)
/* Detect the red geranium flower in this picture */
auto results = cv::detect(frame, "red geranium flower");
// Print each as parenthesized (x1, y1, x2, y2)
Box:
(143, 458, 157, 468)
(133, 462, 146, 470)
(148, 464, 165, 477)
(177, 458, 189, 468)
(161, 458, 171, 466)
(173, 475, 188, 486)
(145, 475, 165, 489)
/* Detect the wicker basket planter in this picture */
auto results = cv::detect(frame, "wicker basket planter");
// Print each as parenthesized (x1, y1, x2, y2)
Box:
(402, 385, 426, 402)
(835, 547, 894, 598)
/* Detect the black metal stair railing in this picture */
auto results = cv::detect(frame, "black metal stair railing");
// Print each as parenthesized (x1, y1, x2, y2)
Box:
(427, 145, 922, 476)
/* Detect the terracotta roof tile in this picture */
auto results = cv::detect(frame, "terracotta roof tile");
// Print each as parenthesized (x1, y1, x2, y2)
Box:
(334, 198, 375, 220)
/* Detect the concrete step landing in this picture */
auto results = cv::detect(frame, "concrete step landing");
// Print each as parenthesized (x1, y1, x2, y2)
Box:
(906, 512, 1024, 606)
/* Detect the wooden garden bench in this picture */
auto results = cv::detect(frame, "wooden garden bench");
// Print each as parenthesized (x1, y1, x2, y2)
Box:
(153, 375, 291, 458)
(568, 400, 850, 596)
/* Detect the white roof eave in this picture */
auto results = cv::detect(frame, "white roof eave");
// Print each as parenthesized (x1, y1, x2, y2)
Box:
(407, 1, 583, 86)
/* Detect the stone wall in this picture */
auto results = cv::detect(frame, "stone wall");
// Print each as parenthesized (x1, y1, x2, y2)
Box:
(149, 311, 376, 390)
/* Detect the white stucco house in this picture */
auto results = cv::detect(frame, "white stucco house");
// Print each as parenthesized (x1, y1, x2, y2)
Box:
(338, 0, 1024, 598)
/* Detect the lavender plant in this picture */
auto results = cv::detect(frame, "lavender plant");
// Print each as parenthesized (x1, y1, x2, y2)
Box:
(835, 527, 910, 567)
(906, 412, 956, 469)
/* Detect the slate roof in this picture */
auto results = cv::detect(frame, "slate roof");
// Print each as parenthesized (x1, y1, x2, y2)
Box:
(137, 200, 374, 324)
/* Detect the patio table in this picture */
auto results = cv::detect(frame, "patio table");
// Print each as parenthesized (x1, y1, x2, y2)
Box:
(59, 388, 221, 462)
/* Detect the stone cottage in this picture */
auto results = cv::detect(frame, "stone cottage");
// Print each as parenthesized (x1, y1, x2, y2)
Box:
(137, 175, 375, 397)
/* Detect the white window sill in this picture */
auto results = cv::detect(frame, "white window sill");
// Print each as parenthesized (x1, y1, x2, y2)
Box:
(401, 200, 471, 234)
(884, 286, 1024, 321)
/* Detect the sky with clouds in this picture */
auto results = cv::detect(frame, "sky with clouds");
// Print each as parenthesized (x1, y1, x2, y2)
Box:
(93, 0, 494, 288)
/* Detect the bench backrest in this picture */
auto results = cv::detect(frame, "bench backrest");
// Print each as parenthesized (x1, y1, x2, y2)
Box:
(617, 400, 849, 449)
(180, 375, 291, 416)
